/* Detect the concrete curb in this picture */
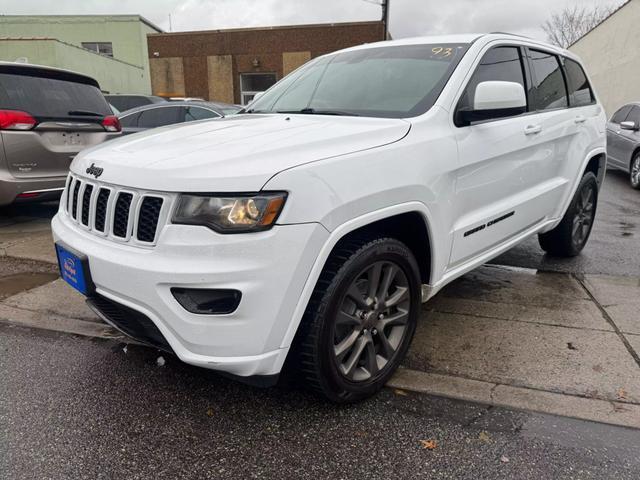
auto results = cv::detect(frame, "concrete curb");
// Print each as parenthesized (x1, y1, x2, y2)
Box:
(388, 367, 640, 429)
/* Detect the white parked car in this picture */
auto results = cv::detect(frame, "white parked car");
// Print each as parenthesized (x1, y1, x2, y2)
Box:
(52, 34, 606, 402)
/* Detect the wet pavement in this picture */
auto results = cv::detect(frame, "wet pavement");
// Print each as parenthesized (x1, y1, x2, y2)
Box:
(1, 324, 639, 480)
(1, 171, 640, 478)
(495, 169, 640, 276)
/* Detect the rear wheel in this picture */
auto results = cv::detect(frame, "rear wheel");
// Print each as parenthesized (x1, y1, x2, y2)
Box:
(293, 237, 421, 403)
(631, 153, 640, 190)
(538, 171, 598, 257)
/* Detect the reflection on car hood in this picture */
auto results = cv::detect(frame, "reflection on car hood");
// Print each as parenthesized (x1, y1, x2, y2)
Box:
(71, 114, 411, 192)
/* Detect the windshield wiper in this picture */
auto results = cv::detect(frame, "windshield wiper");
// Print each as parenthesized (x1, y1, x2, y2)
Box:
(68, 110, 104, 117)
(276, 108, 359, 117)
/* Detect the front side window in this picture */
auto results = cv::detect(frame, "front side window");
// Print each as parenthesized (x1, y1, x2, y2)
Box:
(185, 107, 220, 121)
(563, 58, 595, 107)
(611, 105, 632, 124)
(248, 43, 469, 118)
(625, 106, 640, 126)
(456, 46, 527, 118)
(137, 107, 182, 128)
(529, 49, 568, 111)
(81, 42, 114, 58)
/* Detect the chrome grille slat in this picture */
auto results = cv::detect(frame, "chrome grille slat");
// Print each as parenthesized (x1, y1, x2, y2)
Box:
(63, 175, 166, 247)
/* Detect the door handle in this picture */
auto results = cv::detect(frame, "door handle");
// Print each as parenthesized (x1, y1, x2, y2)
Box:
(574, 115, 587, 124)
(524, 124, 542, 135)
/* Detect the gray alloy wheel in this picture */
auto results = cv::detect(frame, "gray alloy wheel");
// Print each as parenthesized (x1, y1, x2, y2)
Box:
(631, 154, 640, 190)
(333, 261, 411, 383)
(571, 184, 596, 250)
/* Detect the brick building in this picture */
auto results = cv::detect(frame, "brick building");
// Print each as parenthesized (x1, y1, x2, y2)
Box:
(147, 21, 386, 105)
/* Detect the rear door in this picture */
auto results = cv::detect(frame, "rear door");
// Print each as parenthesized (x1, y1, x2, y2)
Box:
(0, 66, 116, 179)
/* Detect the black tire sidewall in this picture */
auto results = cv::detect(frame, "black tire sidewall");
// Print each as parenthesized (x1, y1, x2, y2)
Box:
(566, 172, 599, 255)
(631, 155, 640, 190)
(317, 239, 421, 402)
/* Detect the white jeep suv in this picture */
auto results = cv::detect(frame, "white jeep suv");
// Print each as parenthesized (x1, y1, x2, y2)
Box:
(52, 34, 606, 402)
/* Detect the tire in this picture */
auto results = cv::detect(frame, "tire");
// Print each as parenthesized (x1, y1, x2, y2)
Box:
(292, 236, 421, 403)
(630, 153, 640, 190)
(538, 171, 598, 257)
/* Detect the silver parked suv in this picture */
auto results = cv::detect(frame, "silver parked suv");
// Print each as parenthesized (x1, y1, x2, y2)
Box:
(0, 63, 122, 206)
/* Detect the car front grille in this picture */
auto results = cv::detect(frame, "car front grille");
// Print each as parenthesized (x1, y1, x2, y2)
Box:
(64, 175, 170, 246)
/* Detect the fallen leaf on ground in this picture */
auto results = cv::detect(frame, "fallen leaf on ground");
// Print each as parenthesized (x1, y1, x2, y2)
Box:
(420, 439, 438, 450)
(617, 388, 627, 400)
(206, 407, 214, 417)
(500, 456, 510, 463)
(156, 356, 166, 367)
(393, 389, 408, 397)
(478, 431, 491, 443)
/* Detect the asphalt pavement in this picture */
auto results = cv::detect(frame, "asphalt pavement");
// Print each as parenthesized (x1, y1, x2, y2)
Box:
(2, 324, 639, 480)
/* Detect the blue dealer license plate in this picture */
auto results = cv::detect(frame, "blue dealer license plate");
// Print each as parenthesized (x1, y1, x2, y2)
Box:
(56, 244, 92, 296)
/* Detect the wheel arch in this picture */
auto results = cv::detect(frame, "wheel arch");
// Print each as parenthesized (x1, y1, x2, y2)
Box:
(583, 152, 606, 189)
(278, 202, 435, 352)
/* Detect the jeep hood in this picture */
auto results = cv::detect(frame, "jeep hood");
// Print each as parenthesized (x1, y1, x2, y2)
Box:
(71, 114, 411, 192)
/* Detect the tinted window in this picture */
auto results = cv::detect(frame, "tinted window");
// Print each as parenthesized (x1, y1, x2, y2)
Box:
(137, 107, 182, 128)
(119, 112, 141, 128)
(611, 105, 632, 123)
(457, 46, 526, 114)
(185, 107, 219, 121)
(626, 106, 640, 125)
(106, 96, 154, 112)
(249, 43, 469, 118)
(529, 49, 568, 110)
(564, 58, 594, 107)
(0, 72, 111, 119)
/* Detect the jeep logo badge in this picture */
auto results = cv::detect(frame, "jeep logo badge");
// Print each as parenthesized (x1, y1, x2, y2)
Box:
(86, 163, 104, 179)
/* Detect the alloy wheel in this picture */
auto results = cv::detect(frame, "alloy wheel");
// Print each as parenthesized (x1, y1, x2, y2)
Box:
(632, 157, 640, 188)
(572, 184, 596, 248)
(333, 261, 411, 383)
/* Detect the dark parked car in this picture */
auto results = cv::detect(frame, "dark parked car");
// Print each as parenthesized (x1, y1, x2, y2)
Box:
(117, 101, 241, 135)
(607, 102, 640, 189)
(104, 94, 166, 113)
(0, 62, 121, 206)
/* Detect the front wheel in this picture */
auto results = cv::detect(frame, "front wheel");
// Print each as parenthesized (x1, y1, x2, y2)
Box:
(293, 237, 421, 403)
(538, 171, 598, 257)
(630, 153, 640, 190)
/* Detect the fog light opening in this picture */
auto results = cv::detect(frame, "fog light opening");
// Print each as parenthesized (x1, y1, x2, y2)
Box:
(171, 288, 241, 315)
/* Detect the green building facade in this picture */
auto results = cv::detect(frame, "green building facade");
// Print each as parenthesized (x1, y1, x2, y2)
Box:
(0, 15, 162, 94)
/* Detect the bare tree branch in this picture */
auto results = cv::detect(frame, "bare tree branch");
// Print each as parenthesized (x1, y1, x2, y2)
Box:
(542, 3, 617, 48)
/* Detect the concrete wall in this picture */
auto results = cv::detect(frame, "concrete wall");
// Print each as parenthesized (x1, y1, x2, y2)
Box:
(570, 0, 640, 117)
(0, 39, 148, 94)
(0, 15, 159, 94)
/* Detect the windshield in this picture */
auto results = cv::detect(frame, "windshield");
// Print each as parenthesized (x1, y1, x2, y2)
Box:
(247, 43, 469, 119)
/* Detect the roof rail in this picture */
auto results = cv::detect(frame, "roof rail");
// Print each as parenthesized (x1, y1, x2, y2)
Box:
(488, 31, 532, 39)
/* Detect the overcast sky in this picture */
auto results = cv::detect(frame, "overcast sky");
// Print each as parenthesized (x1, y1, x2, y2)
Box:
(0, 0, 629, 41)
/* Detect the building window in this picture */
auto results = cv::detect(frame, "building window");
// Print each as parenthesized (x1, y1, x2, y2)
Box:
(240, 73, 277, 105)
(81, 42, 114, 58)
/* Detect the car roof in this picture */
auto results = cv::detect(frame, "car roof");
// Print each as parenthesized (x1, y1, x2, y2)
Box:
(328, 33, 575, 60)
(0, 61, 100, 88)
(117, 100, 238, 117)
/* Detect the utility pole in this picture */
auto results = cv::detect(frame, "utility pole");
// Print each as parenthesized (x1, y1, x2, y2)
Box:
(382, 0, 390, 39)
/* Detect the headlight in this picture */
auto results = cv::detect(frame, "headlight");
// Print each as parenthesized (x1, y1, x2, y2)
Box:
(172, 192, 287, 233)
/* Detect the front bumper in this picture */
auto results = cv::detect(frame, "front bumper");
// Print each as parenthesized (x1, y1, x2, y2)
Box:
(52, 212, 328, 377)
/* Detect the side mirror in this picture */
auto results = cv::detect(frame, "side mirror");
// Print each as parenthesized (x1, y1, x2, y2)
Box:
(620, 120, 638, 131)
(458, 81, 527, 126)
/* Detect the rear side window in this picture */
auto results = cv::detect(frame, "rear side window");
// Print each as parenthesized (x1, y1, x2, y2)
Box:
(456, 46, 527, 120)
(106, 96, 153, 112)
(119, 112, 141, 128)
(611, 105, 632, 123)
(0, 72, 111, 119)
(529, 49, 568, 111)
(137, 106, 183, 128)
(563, 58, 595, 107)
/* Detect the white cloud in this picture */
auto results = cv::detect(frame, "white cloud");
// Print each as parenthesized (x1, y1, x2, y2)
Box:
(0, 0, 628, 41)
